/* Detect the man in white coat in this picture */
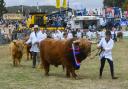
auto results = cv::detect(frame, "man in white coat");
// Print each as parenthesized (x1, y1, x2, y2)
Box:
(111, 27, 117, 42)
(86, 30, 93, 40)
(97, 30, 118, 79)
(38, 30, 47, 42)
(26, 25, 40, 68)
(52, 31, 59, 40)
(97, 29, 105, 42)
(56, 30, 64, 40)
(76, 30, 82, 39)
(67, 30, 73, 39)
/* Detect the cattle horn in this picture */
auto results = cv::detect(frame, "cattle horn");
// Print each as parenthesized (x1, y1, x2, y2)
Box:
(73, 40, 80, 44)
(89, 41, 97, 44)
(12, 40, 17, 44)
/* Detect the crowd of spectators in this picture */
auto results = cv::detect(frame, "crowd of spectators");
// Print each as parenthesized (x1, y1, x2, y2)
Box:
(47, 15, 67, 27)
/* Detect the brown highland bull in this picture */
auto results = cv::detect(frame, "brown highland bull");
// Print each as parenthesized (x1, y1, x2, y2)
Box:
(40, 38, 92, 78)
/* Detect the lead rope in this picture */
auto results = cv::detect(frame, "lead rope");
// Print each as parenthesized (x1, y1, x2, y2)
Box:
(86, 48, 100, 60)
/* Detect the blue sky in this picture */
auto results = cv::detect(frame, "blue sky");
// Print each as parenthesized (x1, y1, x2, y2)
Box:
(5, 0, 103, 9)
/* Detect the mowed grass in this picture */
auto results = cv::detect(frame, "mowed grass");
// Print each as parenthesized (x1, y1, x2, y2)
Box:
(0, 39, 128, 89)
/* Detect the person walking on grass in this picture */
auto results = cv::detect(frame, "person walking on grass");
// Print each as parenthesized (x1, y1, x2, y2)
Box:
(26, 25, 40, 68)
(97, 30, 118, 79)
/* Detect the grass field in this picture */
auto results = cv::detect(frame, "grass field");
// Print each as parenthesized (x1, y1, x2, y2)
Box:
(0, 39, 128, 89)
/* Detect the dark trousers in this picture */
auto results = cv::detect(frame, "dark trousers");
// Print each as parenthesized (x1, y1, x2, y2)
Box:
(100, 57, 114, 78)
(32, 52, 38, 67)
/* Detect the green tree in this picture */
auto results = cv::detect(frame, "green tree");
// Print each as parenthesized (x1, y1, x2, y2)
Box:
(122, 1, 128, 11)
(0, 0, 7, 17)
(103, 0, 126, 8)
(114, 0, 125, 8)
(103, 0, 114, 7)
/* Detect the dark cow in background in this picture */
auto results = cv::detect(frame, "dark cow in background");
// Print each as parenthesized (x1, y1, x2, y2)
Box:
(117, 31, 123, 41)
(24, 43, 32, 60)
(24, 35, 32, 60)
(40, 38, 92, 78)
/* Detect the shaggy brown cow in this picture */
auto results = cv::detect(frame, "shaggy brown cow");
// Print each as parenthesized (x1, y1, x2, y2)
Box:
(117, 31, 123, 41)
(9, 40, 24, 66)
(40, 38, 91, 78)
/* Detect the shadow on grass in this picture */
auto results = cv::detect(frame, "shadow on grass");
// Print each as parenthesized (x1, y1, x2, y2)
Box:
(44, 72, 94, 80)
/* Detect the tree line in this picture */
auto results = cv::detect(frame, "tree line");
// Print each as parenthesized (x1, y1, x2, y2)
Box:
(103, 0, 128, 11)
(1, 0, 128, 17)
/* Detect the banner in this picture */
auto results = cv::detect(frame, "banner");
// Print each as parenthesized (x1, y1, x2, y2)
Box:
(63, 0, 67, 8)
(3, 13, 25, 20)
(56, 0, 60, 8)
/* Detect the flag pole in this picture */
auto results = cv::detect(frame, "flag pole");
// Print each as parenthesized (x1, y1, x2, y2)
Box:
(20, 0, 23, 13)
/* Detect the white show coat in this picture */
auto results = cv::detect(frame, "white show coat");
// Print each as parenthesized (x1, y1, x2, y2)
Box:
(111, 30, 117, 39)
(26, 31, 40, 52)
(37, 31, 47, 42)
(67, 32, 73, 39)
(98, 31, 105, 40)
(111, 31, 115, 39)
(86, 31, 93, 40)
(77, 32, 82, 38)
(98, 38, 114, 61)
(52, 33, 59, 40)
(43, 32, 47, 39)
(57, 31, 64, 40)
(60, 32, 64, 40)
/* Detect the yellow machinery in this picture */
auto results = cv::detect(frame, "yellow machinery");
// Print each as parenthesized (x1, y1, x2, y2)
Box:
(26, 12, 64, 30)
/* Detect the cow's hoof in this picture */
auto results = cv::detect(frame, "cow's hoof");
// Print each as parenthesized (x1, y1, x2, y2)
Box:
(73, 76, 80, 80)
(32, 66, 35, 68)
(13, 65, 15, 67)
(66, 76, 70, 78)
(45, 74, 49, 76)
